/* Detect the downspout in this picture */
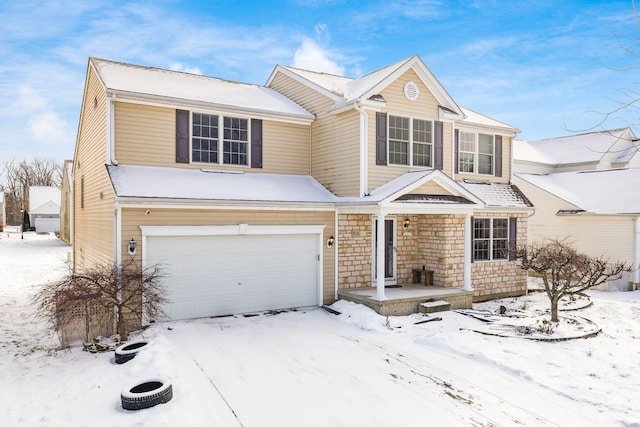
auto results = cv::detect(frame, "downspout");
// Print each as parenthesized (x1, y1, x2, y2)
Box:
(451, 121, 456, 180)
(354, 102, 368, 197)
(107, 94, 118, 165)
(634, 217, 640, 289)
(334, 209, 339, 301)
(463, 213, 472, 291)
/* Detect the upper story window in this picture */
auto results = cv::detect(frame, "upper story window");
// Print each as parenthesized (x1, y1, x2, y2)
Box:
(458, 131, 494, 175)
(388, 115, 433, 167)
(192, 113, 249, 166)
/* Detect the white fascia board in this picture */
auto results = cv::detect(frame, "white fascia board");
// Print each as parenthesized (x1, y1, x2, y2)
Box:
(327, 98, 385, 115)
(336, 202, 476, 215)
(265, 65, 342, 103)
(439, 108, 465, 121)
(475, 206, 536, 214)
(140, 224, 326, 237)
(457, 122, 520, 138)
(107, 91, 315, 125)
(116, 198, 336, 212)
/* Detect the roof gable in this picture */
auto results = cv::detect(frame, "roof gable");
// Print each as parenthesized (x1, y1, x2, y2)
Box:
(267, 55, 464, 117)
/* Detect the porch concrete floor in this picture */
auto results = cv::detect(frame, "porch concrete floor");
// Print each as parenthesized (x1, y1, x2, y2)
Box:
(338, 284, 473, 316)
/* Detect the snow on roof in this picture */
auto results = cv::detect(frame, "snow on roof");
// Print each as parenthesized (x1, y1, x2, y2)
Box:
(341, 58, 410, 102)
(91, 58, 314, 120)
(107, 165, 337, 204)
(513, 128, 634, 165)
(459, 181, 533, 208)
(516, 168, 640, 214)
(459, 107, 519, 133)
(279, 66, 351, 98)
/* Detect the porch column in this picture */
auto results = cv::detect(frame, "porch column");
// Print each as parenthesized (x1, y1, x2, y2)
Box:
(375, 213, 387, 300)
(463, 213, 472, 291)
(634, 217, 640, 289)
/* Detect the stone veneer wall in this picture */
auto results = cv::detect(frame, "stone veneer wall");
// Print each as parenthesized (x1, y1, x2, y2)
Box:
(337, 212, 528, 301)
(337, 214, 372, 289)
(471, 212, 528, 301)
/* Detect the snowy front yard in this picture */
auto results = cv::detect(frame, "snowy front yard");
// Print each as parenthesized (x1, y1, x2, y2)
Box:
(1, 234, 639, 426)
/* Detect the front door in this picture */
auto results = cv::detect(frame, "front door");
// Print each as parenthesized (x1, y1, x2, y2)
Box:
(374, 218, 396, 283)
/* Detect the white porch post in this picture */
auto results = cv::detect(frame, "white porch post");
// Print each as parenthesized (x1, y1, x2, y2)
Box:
(463, 213, 472, 291)
(634, 217, 640, 289)
(375, 213, 387, 300)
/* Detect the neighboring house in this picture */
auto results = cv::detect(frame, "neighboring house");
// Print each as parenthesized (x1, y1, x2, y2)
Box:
(513, 128, 640, 290)
(60, 160, 73, 244)
(73, 56, 532, 324)
(28, 186, 61, 233)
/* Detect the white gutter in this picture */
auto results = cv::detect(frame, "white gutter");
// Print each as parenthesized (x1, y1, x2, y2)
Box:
(354, 102, 368, 197)
(634, 217, 640, 288)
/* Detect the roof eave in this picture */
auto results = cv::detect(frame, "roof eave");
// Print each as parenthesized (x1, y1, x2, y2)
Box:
(106, 89, 315, 125)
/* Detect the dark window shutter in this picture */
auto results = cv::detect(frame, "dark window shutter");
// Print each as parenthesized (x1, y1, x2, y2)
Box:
(376, 112, 387, 166)
(509, 217, 517, 261)
(470, 216, 475, 263)
(454, 129, 459, 174)
(176, 109, 189, 163)
(434, 121, 443, 170)
(494, 135, 503, 177)
(251, 119, 263, 168)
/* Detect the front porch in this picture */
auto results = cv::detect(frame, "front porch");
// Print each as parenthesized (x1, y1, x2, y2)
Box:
(338, 284, 473, 316)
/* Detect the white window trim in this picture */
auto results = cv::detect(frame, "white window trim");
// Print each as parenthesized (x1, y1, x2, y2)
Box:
(473, 217, 509, 262)
(458, 130, 495, 176)
(190, 111, 252, 167)
(387, 114, 434, 167)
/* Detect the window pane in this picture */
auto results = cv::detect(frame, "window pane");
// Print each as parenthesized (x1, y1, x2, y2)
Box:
(459, 152, 474, 173)
(413, 119, 432, 143)
(478, 154, 493, 174)
(413, 142, 432, 167)
(493, 219, 508, 238)
(459, 131, 475, 152)
(474, 239, 489, 261)
(389, 115, 409, 141)
(474, 218, 490, 239)
(479, 134, 493, 154)
(389, 140, 408, 165)
(493, 239, 508, 260)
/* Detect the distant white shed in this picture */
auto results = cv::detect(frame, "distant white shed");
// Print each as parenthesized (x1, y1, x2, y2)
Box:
(29, 186, 61, 233)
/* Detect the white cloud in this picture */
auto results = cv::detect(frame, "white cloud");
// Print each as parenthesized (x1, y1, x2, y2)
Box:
(28, 111, 72, 144)
(169, 63, 203, 75)
(293, 38, 345, 75)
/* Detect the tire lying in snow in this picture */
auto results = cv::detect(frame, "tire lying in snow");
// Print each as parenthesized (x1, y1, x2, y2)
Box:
(115, 340, 149, 364)
(121, 378, 173, 410)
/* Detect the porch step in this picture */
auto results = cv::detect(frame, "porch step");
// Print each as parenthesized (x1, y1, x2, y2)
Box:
(419, 300, 451, 314)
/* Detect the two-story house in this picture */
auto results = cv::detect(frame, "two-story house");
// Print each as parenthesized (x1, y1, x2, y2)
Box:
(73, 56, 532, 324)
(512, 128, 640, 290)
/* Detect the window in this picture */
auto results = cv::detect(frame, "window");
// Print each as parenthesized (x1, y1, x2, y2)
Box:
(192, 113, 218, 163)
(223, 117, 248, 165)
(473, 218, 509, 261)
(191, 113, 248, 166)
(458, 131, 494, 175)
(389, 115, 433, 167)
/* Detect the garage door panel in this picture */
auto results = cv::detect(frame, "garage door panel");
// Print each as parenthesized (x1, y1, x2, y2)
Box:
(146, 233, 319, 320)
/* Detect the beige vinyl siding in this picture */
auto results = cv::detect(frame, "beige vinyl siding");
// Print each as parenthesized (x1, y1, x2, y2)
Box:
(454, 133, 512, 183)
(121, 208, 336, 304)
(513, 176, 634, 266)
(113, 102, 311, 174)
(368, 69, 450, 191)
(408, 181, 451, 195)
(73, 66, 116, 269)
(269, 73, 360, 196)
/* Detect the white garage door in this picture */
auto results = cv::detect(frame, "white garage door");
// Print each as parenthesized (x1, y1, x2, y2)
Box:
(146, 234, 319, 320)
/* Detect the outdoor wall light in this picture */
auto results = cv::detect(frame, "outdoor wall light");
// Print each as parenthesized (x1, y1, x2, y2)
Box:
(128, 238, 137, 255)
(326, 235, 335, 248)
(403, 218, 411, 229)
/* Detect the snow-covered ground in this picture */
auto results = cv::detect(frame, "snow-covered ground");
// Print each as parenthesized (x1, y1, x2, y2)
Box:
(1, 233, 639, 426)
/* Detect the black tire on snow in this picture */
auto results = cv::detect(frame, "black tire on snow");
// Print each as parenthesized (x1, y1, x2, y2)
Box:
(114, 340, 149, 364)
(121, 378, 173, 410)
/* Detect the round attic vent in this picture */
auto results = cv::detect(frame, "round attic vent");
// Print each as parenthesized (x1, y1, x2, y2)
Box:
(404, 81, 419, 101)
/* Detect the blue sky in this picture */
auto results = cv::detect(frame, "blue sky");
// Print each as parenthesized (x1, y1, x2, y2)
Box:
(0, 0, 638, 162)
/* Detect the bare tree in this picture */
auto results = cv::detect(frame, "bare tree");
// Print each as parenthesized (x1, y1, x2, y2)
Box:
(515, 239, 630, 322)
(34, 260, 167, 343)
